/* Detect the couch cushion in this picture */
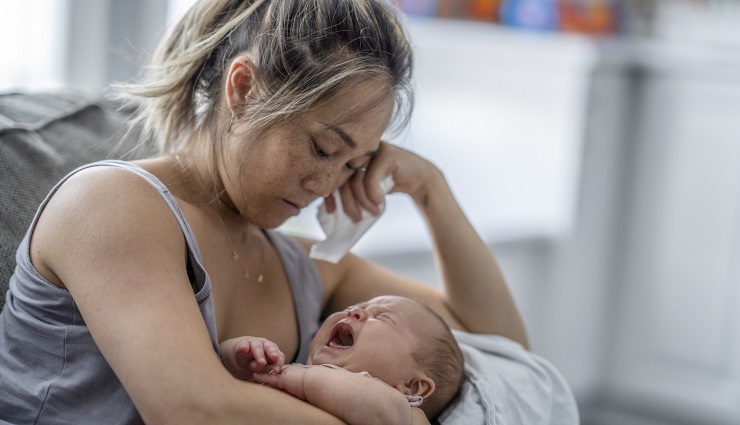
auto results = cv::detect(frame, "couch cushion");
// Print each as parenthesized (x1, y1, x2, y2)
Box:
(0, 91, 148, 310)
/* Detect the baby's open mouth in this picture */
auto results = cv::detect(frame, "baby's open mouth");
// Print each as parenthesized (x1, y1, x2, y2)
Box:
(327, 322, 354, 348)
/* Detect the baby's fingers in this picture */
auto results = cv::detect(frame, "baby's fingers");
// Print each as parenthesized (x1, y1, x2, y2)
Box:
(248, 343, 267, 366)
(264, 344, 286, 371)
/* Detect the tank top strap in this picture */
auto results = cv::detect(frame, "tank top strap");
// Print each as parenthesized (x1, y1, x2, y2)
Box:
(29, 159, 217, 350)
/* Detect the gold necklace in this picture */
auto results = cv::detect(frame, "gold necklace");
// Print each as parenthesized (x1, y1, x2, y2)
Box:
(173, 153, 266, 283)
(221, 218, 265, 284)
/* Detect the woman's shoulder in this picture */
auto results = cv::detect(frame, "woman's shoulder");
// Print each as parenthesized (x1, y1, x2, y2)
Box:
(53, 162, 170, 212)
(32, 162, 188, 285)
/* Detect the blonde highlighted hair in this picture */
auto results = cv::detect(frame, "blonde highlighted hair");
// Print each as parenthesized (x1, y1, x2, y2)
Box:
(118, 0, 413, 155)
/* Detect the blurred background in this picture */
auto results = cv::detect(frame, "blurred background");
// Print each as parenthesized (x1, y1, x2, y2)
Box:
(2, 0, 740, 423)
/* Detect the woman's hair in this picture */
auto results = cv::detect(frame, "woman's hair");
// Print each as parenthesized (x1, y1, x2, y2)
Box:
(117, 0, 413, 203)
(413, 304, 465, 419)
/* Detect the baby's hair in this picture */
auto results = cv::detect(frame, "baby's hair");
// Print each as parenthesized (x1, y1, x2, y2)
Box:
(117, 0, 413, 203)
(412, 302, 465, 419)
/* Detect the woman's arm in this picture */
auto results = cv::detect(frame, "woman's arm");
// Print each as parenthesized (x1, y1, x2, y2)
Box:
(255, 365, 412, 425)
(33, 167, 347, 425)
(316, 142, 529, 348)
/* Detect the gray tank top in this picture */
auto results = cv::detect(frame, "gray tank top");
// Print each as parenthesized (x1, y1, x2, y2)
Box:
(0, 160, 323, 425)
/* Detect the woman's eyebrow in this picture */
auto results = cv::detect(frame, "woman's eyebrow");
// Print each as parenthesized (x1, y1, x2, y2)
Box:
(328, 125, 356, 149)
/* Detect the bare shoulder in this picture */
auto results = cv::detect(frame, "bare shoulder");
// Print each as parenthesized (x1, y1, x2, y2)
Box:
(32, 165, 186, 288)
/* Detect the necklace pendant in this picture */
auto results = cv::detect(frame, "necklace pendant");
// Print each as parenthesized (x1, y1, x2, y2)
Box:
(258, 274, 264, 283)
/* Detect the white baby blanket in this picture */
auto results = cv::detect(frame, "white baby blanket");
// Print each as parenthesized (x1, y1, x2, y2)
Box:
(438, 331, 579, 425)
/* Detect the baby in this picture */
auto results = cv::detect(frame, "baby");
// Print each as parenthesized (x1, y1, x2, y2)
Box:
(220, 295, 465, 424)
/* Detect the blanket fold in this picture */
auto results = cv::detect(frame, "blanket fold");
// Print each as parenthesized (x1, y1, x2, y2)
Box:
(438, 331, 579, 425)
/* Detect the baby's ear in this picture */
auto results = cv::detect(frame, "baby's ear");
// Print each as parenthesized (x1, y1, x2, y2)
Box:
(396, 371, 435, 399)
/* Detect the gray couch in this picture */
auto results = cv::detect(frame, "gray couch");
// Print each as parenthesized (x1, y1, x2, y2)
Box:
(0, 91, 148, 310)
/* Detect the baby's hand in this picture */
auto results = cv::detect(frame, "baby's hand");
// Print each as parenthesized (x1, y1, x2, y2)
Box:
(222, 336, 285, 381)
(235, 336, 285, 373)
(254, 364, 309, 400)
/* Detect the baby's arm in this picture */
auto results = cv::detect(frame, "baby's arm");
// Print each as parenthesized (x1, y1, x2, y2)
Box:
(255, 364, 412, 425)
(219, 336, 285, 382)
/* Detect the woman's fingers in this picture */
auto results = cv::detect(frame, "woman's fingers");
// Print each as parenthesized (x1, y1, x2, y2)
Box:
(323, 193, 337, 214)
(350, 169, 381, 216)
(326, 141, 432, 221)
(338, 183, 362, 222)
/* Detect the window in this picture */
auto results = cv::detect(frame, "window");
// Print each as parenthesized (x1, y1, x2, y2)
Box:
(0, 0, 68, 91)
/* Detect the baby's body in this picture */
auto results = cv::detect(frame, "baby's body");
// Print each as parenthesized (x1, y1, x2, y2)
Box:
(220, 295, 465, 425)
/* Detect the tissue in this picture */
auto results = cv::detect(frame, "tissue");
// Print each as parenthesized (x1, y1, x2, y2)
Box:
(309, 175, 394, 263)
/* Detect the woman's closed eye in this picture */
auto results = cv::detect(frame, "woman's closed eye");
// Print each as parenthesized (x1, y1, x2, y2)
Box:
(311, 140, 330, 159)
(313, 141, 357, 171)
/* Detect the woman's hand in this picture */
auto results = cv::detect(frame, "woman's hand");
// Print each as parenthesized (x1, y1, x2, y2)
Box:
(318, 140, 529, 347)
(220, 336, 286, 382)
(325, 142, 444, 222)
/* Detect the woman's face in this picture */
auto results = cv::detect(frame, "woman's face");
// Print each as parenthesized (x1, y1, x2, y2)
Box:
(308, 296, 434, 387)
(221, 79, 394, 228)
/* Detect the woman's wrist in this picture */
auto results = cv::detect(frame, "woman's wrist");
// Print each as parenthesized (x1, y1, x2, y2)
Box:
(410, 165, 449, 213)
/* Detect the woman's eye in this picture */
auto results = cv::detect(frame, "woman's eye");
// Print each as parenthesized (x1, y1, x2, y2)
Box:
(312, 141, 329, 158)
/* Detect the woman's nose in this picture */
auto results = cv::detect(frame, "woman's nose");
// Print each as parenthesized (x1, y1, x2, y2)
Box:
(348, 307, 368, 322)
(303, 167, 345, 198)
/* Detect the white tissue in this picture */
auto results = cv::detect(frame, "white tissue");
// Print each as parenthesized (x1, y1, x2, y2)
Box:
(309, 175, 394, 263)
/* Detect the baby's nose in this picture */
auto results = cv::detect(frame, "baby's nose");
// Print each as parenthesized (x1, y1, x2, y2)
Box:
(348, 307, 368, 322)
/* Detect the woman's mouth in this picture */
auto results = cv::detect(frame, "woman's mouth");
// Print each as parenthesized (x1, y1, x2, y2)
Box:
(327, 322, 354, 348)
(283, 200, 301, 215)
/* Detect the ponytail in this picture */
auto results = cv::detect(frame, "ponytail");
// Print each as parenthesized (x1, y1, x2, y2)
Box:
(117, 0, 268, 152)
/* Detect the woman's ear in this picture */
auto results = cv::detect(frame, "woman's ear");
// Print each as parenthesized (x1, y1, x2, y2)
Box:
(396, 371, 436, 400)
(225, 55, 256, 115)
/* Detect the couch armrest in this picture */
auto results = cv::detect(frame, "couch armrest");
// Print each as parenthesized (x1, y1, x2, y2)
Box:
(0, 91, 148, 310)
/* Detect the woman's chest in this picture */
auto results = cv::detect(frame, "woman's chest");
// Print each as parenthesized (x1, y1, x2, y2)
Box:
(181, 207, 302, 359)
(208, 239, 300, 358)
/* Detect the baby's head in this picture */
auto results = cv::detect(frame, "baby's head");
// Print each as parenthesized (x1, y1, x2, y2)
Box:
(309, 295, 465, 419)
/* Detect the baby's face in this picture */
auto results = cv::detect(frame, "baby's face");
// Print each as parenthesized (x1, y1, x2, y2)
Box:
(308, 295, 434, 387)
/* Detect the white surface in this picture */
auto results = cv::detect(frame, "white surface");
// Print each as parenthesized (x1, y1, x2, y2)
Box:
(607, 66, 740, 423)
(0, 0, 68, 91)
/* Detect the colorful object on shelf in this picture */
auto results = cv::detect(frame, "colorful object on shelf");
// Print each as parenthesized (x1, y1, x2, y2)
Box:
(499, 0, 559, 31)
(398, 0, 632, 36)
(466, 0, 502, 22)
(397, 0, 437, 16)
(435, 0, 456, 18)
(558, 0, 622, 35)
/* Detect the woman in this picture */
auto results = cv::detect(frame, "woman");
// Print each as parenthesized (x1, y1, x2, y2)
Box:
(0, 0, 528, 424)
